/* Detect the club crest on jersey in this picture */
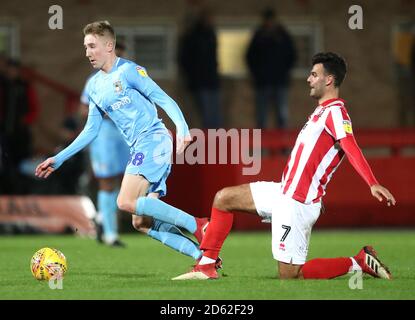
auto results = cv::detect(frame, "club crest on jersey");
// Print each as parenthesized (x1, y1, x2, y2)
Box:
(136, 66, 148, 77)
(343, 120, 353, 134)
(113, 80, 123, 94)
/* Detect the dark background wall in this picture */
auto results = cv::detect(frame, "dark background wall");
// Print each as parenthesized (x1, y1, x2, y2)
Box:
(1, 0, 415, 153)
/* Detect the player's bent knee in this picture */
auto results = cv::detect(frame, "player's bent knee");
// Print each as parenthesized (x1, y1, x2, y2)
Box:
(117, 197, 135, 214)
(278, 262, 302, 280)
(213, 188, 231, 210)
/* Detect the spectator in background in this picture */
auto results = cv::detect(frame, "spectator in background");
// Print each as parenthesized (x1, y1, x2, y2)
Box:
(28, 110, 87, 196)
(0, 58, 39, 194)
(0, 53, 8, 187)
(410, 37, 415, 126)
(246, 7, 296, 129)
(178, 8, 222, 128)
(394, 21, 415, 127)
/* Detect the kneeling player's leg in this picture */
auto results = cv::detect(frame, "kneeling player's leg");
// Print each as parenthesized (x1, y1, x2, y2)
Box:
(277, 253, 354, 280)
(273, 197, 353, 280)
(172, 183, 268, 279)
(299, 257, 353, 279)
(278, 261, 302, 279)
(199, 184, 257, 262)
(213, 184, 257, 213)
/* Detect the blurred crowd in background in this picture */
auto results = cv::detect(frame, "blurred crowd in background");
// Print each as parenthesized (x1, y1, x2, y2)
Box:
(0, 53, 86, 196)
(1, 3, 415, 198)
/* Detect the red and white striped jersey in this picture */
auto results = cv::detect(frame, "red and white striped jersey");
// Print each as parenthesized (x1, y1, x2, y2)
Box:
(281, 98, 353, 204)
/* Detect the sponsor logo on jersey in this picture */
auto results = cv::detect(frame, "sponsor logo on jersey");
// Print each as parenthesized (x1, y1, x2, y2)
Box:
(113, 80, 123, 94)
(136, 66, 148, 77)
(310, 106, 326, 122)
(343, 120, 353, 134)
(110, 96, 131, 111)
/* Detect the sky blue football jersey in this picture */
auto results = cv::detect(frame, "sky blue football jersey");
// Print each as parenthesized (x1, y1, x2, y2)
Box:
(54, 57, 189, 169)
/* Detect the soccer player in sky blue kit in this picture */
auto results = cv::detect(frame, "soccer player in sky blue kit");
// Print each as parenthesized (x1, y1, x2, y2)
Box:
(79, 42, 130, 247)
(36, 21, 216, 264)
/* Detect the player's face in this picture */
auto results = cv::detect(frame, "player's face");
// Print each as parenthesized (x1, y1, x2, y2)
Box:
(307, 63, 329, 99)
(84, 34, 111, 69)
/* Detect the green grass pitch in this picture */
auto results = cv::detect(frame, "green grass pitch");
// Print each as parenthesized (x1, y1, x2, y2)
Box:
(1, 230, 414, 300)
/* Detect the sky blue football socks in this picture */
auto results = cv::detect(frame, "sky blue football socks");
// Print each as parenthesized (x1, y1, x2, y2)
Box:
(135, 197, 197, 234)
(147, 219, 202, 260)
(98, 190, 119, 243)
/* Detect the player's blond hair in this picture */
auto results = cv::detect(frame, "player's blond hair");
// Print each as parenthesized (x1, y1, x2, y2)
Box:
(83, 21, 116, 43)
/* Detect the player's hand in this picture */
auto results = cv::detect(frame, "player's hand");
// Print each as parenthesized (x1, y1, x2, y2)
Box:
(370, 184, 396, 206)
(176, 135, 192, 154)
(35, 157, 56, 179)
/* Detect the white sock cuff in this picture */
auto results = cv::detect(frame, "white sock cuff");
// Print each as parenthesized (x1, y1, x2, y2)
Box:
(349, 257, 362, 272)
(199, 256, 216, 265)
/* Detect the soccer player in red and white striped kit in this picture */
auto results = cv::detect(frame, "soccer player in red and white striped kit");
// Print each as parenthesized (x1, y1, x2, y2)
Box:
(173, 52, 396, 280)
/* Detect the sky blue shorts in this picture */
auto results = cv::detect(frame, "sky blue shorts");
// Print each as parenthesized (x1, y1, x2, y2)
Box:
(125, 130, 173, 197)
(89, 119, 130, 178)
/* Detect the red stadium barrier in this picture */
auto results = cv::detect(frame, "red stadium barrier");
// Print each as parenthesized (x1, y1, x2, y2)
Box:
(165, 129, 415, 229)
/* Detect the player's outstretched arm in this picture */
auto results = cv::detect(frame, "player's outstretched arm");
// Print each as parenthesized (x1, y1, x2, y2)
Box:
(340, 135, 396, 206)
(370, 184, 396, 206)
(35, 157, 56, 179)
(35, 105, 103, 179)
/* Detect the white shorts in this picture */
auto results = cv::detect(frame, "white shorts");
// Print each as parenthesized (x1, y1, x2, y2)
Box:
(250, 181, 321, 265)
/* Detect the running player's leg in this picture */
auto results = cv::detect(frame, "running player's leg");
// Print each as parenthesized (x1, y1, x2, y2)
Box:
(124, 132, 206, 239)
(121, 176, 203, 260)
(144, 192, 202, 260)
(119, 132, 207, 244)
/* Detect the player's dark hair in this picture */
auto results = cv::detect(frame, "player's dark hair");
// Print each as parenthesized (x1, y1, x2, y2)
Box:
(311, 52, 347, 87)
(83, 21, 116, 42)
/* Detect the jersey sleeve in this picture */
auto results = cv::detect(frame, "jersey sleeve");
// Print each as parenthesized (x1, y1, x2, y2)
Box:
(124, 64, 190, 138)
(53, 103, 103, 169)
(339, 135, 379, 187)
(80, 81, 89, 105)
(324, 105, 353, 141)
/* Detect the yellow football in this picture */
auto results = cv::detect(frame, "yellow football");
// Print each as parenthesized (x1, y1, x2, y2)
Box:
(30, 247, 67, 281)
